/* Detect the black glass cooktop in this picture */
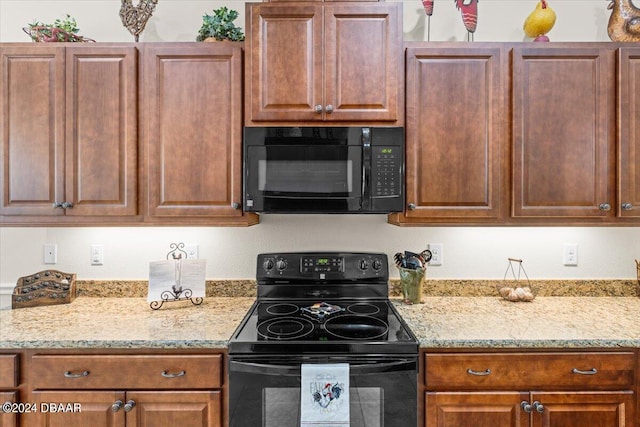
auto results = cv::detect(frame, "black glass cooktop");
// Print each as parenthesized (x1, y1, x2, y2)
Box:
(229, 299, 417, 355)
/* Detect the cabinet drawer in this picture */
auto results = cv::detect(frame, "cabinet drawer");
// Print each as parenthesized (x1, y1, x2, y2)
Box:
(30, 354, 222, 390)
(0, 354, 19, 388)
(425, 352, 635, 390)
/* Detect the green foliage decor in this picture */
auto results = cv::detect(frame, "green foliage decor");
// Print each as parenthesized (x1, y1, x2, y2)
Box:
(23, 14, 94, 42)
(196, 7, 245, 42)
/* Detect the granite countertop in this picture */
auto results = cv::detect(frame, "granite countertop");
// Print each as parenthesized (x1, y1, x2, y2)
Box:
(0, 297, 255, 349)
(393, 296, 640, 349)
(2, 294, 640, 350)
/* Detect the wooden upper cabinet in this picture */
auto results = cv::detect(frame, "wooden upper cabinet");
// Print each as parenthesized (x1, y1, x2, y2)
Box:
(143, 44, 257, 224)
(389, 45, 506, 225)
(0, 45, 138, 219)
(65, 46, 138, 217)
(511, 46, 615, 220)
(245, 2, 402, 125)
(617, 47, 640, 219)
(0, 45, 65, 217)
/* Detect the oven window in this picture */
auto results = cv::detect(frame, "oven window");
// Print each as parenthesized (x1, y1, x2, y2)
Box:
(263, 387, 382, 427)
(258, 159, 353, 194)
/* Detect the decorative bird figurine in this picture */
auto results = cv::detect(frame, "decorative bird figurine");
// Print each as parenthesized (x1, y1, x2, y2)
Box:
(455, 0, 479, 40)
(607, 0, 640, 41)
(523, 0, 557, 41)
(119, 0, 159, 42)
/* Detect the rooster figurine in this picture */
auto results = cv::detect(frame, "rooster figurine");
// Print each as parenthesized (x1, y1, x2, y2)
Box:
(607, 0, 640, 41)
(455, 0, 479, 40)
(523, 0, 557, 42)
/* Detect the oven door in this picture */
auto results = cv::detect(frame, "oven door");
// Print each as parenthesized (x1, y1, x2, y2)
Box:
(243, 128, 363, 213)
(229, 355, 417, 427)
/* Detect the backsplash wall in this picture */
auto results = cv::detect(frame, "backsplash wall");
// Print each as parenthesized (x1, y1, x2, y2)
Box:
(1, 0, 638, 299)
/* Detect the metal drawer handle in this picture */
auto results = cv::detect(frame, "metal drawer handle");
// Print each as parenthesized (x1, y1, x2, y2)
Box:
(161, 370, 186, 378)
(64, 370, 90, 378)
(572, 367, 598, 375)
(467, 368, 491, 376)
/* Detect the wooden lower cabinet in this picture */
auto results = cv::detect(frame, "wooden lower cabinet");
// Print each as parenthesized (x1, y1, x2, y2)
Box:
(25, 352, 225, 427)
(426, 391, 633, 427)
(31, 390, 221, 427)
(0, 392, 17, 427)
(423, 351, 636, 427)
(426, 391, 528, 427)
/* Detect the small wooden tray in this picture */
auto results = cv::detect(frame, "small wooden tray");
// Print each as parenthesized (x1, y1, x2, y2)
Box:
(12, 270, 76, 309)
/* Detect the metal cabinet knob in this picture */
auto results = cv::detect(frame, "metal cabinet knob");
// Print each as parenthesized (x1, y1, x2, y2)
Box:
(521, 401, 533, 413)
(124, 400, 136, 412)
(325, 104, 334, 114)
(111, 400, 123, 412)
(61, 202, 73, 209)
(314, 105, 323, 114)
(231, 202, 240, 209)
(622, 203, 633, 211)
(52, 202, 63, 208)
(599, 203, 611, 211)
(408, 203, 417, 211)
(533, 401, 544, 413)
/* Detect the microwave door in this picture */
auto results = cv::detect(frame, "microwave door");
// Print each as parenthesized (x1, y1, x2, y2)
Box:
(245, 144, 363, 212)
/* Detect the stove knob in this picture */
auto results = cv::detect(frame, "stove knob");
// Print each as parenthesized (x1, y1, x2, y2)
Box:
(276, 259, 287, 271)
(372, 259, 382, 271)
(359, 259, 369, 271)
(263, 258, 274, 271)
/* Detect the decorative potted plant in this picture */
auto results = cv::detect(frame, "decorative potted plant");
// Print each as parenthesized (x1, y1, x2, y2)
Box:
(196, 7, 245, 42)
(23, 14, 95, 42)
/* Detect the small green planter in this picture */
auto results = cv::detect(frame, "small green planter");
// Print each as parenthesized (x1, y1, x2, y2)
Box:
(398, 267, 425, 304)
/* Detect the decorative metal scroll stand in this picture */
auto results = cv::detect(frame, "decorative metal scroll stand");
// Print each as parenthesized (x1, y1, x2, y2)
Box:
(149, 243, 204, 310)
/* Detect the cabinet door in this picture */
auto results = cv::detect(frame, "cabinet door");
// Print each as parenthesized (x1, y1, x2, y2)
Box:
(530, 391, 634, 427)
(425, 391, 529, 427)
(617, 48, 640, 219)
(126, 391, 221, 427)
(512, 47, 615, 219)
(246, 4, 323, 123)
(64, 46, 138, 217)
(31, 390, 125, 427)
(393, 46, 505, 224)
(324, 3, 402, 122)
(0, 45, 65, 216)
(0, 391, 17, 427)
(144, 44, 246, 220)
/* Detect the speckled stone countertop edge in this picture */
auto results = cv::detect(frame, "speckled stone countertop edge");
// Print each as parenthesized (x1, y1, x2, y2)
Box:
(73, 279, 640, 298)
(0, 339, 232, 349)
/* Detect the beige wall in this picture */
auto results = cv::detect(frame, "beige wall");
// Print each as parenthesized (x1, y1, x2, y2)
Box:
(0, 0, 614, 43)
(1, 0, 638, 306)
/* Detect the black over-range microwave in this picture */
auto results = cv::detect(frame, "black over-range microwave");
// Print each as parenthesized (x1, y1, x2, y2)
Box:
(243, 127, 404, 213)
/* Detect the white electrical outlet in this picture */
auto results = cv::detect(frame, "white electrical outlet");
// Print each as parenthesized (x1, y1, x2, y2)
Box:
(564, 243, 578, 266)
(91, 244, 105, 266)
(43, 244, 57, 264)
(428, 243, 443, 266)
(185, 244, 199, 259)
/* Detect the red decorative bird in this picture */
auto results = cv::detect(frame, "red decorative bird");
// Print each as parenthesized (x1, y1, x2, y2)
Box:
(455, 0, 479, 37)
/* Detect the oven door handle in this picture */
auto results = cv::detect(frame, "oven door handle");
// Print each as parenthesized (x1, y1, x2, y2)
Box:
(230, 359, 416, 376)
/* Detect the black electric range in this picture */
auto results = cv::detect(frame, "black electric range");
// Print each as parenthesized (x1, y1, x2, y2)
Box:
(228, 252, 418, 355)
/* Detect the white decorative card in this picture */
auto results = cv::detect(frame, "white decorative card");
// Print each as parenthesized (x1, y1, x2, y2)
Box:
(148, 259, 206, 303)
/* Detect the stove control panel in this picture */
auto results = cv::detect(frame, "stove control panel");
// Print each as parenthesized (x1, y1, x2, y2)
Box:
(257, 252, 388, 281)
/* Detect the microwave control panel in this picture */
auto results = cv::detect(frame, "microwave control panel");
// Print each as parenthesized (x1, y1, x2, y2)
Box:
(372, 146, 400, 197)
